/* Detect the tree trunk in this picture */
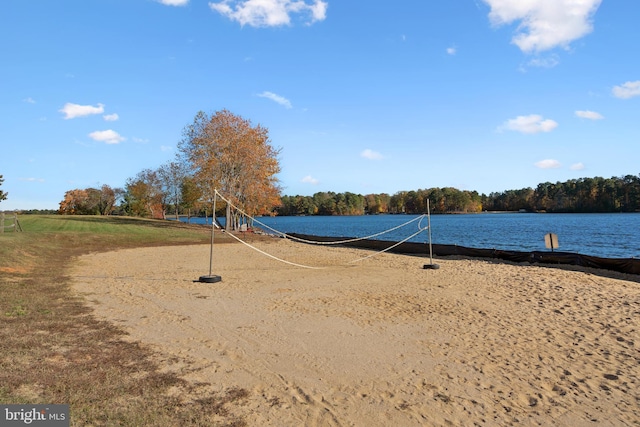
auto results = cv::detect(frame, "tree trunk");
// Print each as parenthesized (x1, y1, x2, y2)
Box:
(225, 203, 232, 231)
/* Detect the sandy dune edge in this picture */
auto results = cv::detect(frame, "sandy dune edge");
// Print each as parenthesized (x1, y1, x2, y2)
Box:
(70, 239, 640, 426)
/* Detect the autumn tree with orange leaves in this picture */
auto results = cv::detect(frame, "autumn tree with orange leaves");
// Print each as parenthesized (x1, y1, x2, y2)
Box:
(124, 169, 165, 218)
(59, 185, 121, 215)
(179, 109, 281, 230)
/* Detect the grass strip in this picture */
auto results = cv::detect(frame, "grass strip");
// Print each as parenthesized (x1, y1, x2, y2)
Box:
(0, 215, 248, 426)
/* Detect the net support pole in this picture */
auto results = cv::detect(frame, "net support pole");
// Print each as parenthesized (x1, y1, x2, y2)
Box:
(198, 189, 222, 283)
(423, 199, 440, 270)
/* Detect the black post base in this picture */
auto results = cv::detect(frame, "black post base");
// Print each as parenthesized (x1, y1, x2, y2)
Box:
(423, 264, 440, 270)
(197, 275, 222, 283)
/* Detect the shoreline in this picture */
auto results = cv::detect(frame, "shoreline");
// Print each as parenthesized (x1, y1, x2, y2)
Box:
(286, 233, 640, 276)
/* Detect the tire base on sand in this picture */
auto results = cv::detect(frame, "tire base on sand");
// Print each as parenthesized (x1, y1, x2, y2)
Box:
(197, 275, 222, 283)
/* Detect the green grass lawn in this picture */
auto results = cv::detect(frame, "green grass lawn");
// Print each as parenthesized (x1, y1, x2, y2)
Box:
(0, 215, 247, 426)
(0, 215, 220, 269)
(14, 214, 212, 238)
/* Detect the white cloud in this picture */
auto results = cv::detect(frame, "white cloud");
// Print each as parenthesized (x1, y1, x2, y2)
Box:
(526, 54, 559, 68)
(535, 159, 562, 169)
(60, 103, 105, 119)
(158, 0, 189, 5)
(23, 97, 36, 104)
(301, 175, 319, 185)
(160, 145, 173, 152)
(612, 80, 640, 99)
(483, 0, 602, 53)
(499, 114, 558, 134)
(88, 130, 125, 144)
(575, 110, 603, 120)
(446, 47, 456, 55)
(360, 149, 384, 160)
(19, 177, 45, 182)
(209, 0, 328, 27)
(258, 91, 292, 109)
(570, 162, 585, 170)
(103, 113, 119, 121)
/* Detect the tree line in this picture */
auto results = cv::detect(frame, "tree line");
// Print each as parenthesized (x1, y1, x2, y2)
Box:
(59, 169, 640, 219)
(54, 109, 640, 218)
(279, 175, 640, 215)
(278, 188, 483, 216)
(482, 175, 640, 213)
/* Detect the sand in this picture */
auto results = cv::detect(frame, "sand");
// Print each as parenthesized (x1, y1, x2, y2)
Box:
(70, 237, 640, 426)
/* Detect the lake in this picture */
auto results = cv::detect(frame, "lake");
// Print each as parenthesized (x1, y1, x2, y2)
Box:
(180, 212, 640, 259)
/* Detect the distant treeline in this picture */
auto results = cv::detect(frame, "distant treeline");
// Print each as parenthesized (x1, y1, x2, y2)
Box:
(484, 175, 640, 213)
(278, 188, 483, 215)
(53, 173, 640, 217)
(278, 174, 640, 215)
(16, 209, 59, 215)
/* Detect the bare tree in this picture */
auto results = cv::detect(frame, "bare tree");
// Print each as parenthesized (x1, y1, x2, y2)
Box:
(158, 161, 187, 220)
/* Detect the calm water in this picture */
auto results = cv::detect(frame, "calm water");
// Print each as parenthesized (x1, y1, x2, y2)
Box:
(183, 213, 640, 259)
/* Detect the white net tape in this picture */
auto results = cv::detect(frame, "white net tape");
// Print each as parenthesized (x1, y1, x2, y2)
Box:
(214, 190, 430, 269)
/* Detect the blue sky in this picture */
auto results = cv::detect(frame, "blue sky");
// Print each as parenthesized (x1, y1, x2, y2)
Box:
(1, 0, 639, 210)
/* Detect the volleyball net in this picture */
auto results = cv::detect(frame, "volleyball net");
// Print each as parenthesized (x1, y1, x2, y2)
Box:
(213, 190, 431, 269)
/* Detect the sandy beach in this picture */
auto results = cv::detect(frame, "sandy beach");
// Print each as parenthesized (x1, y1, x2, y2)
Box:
(71, 237, 640, 426)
